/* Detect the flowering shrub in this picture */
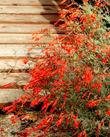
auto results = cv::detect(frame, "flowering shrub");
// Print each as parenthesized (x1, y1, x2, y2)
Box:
(3, 0, 110, 136)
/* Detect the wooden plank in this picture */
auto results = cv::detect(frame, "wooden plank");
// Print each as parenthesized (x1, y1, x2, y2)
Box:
(0, 14, 58, 24)
(0, 34, 59, 44)
(0, 89, 24, 103)
(0, 24, 59, 34)
(0, 44, 42, 57)
(0, 59, 35, 70)
(0, 0, 60, 6)
(0, 73, 30, 85)
(0, 6, 58, 14)
(0, 34, 32, 44)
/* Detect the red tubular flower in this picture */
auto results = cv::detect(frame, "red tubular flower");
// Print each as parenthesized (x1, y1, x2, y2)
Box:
(50, 98, 59, 112)
(70, 9, 80, 20)
(59, 23, 67, 29)
(10, 115, 18, 124)
(83, 0, 89, 2)
(86, 100, 101, 108)
(71, 113, 80, 128)
(56, 113, 64, 127)
(34, 87, 42, 94)
(90, 14, 96, 22)
(73, 120, 80, 128)
(23, 57, 28, 64)
(80, 15, 87, 23)
(102, 58, 108, 64)
(78, 130, 87, 137)
(71, 113, 78, 120)
(66, 117, 70, 125)
(105, 94, 110, 101)
(106, 110, 110, 116)
(3, 105, 16, 113)
(75, 85, 81, 92)
(83, 68, 93, 84)
(95, 1, 101, 7)
(92, 82, 102, 93)
(37, 115, 54, 130)
(95, 111, 100, 116)
(0, 82, 16, 89)
(81, 25, 86, 31)
(30, 98, 41, 107)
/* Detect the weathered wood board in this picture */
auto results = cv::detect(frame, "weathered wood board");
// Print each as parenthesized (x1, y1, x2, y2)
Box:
(0, 59, 35, 70)
(0, 73, 30, 85)
(0, 6, 58, 14)
(0, 34, 59, 44)
(0, 14, 58, 24)
(0, 89, 24, 103)
(0, 24, 60, 33)
(0, 44, 42, 57)
(0, 0, 60, 6)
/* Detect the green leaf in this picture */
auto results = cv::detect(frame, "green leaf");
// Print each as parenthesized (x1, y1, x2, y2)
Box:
(73, 53, 78, 60)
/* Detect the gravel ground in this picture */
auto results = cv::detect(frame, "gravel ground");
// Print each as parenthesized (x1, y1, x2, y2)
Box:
(0, 112, 72, 137)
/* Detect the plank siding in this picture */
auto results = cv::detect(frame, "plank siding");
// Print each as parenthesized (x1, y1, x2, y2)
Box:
(0, 0, 59, 103)
(0, 44, 42, 57)
(0, 0, 60, 6)
(0, 34, 58, 44)
(0, 73, 30, 85)
(0, 24, 60, 34)
(0, 14, 58, 24)
(0, 6, 58, 14)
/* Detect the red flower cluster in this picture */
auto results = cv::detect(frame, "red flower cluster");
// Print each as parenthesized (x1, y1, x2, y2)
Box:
(82, 68, 93, 84)
(3, 0, 110, 136)
(86, 100, 101, 108)
(92, 82, 102, 93)
(106, 110, 110, 116)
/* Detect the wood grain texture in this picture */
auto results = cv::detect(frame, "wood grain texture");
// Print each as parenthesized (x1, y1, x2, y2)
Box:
(0, 24, 59, 34)
(0, 89, 24, 103)
(0, 73, 30, 85)
(0, 58, 35, 70)
(0, 44, 42, 57)
(0, 0, 60, 6)
(0, 6, 58, 14)
(0, 34, 32, 44)
(0, 14, 58, 24)
(0, 34, 59, 44)
(0, 13, 58, 24)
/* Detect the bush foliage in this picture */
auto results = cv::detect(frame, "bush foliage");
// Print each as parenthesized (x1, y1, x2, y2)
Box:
(3, 0, 110, 136)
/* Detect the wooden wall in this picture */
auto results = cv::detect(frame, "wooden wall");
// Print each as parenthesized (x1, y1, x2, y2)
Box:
(0, 0, 60, 103)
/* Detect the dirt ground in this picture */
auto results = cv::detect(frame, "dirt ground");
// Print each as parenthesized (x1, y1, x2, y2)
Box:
(0, 110, 71, 137)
